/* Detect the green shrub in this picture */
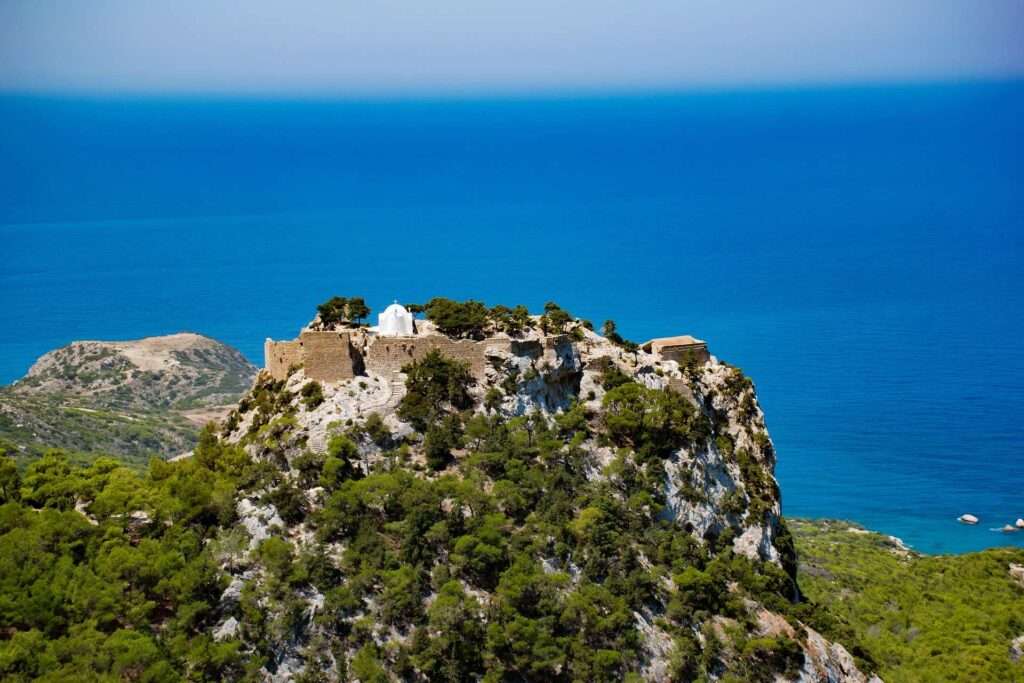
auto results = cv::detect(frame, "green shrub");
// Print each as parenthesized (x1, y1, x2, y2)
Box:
(423, 297, 490, 338)
(398, 350, 474, 431)
(315, 296, 370, 328)
(300, 381, 324, 410)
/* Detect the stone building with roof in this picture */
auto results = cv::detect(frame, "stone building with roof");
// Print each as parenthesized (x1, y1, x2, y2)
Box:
(641, 335, 710, 365)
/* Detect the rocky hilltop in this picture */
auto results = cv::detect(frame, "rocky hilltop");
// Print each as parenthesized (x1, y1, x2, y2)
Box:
(0, 333, 257, 464)
(207, 299, 877, 681)
(14, 332, 255, 410)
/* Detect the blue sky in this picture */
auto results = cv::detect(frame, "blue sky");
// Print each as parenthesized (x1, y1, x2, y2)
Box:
(2, 1, 1023, 95)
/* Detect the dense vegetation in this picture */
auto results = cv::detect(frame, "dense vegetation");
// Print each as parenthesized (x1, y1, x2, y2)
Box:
(0, 348, 838, 682)
(0, 437, 259, 680)
(420, 297, 587, 340)
(7, 307, 1019, 681)
(0, 397, 199, 470)
(793, 518, 1024, 682)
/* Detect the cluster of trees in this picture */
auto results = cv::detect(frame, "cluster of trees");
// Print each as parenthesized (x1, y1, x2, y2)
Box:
(422, 298, 493, 338)
(602, 381, 710, 462)
(308, 294, 616, 343)
(397, 350, 475, 470)
(420, 297, 585, 340)
(793, 518, 1024, 683)
(0, 431, 272, 680)
(315, 296, 371, 329)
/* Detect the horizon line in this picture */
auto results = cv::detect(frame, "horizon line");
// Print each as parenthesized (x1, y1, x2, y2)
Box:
(2, 74, 1022, 103)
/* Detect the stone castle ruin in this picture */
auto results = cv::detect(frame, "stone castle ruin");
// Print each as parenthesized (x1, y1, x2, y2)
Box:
(264, 301, 709, 385)
(265, 302, 532, 385)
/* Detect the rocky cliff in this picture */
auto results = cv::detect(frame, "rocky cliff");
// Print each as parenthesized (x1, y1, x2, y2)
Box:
(209, 315, 878, 682)
(0, 333, 257, 464)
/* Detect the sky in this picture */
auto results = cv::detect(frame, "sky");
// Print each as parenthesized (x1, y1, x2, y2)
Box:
(1, 1, 1023, 95)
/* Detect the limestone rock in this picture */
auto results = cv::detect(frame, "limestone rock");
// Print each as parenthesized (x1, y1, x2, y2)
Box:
(1011, 635, 1024, 662)
(754, 607, 880, 683)
(220, 577, 245, 608)
(1010, 563, 1024, 588)
(798, 625, 882, 683)
(237, 499, 284, 550)
(634, 609, 675, 681)
(958, 514, 979, 525)
(213, 617, 239, 642)
(660, 359, 783, 564)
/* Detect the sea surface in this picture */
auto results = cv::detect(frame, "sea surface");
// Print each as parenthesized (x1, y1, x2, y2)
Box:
(1, 82, 1021, 554)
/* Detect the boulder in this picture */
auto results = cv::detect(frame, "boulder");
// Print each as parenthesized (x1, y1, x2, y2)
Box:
(1011, 635, 1024, 663)
(1016, 518, 1024, 529)
(220, 577, 245, 607)
(1010, 563, 1024, 588)
(214, 617, 239, 642)
(958, 513, 979, 525)
(1001, 524, 1018, 533)
(237, 499, 285, 549)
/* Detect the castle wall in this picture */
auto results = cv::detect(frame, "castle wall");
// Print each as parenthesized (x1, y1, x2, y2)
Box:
(299, 330, 358, 383)
(363, 336, 513, 381)
(264, 339, 304, 381)
(266, 328, 701, 388)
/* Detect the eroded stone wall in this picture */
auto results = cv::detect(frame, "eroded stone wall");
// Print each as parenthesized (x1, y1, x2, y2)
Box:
(266, 330, 581, 386)
(300, 331, 358, 383)
(264, 339, 304, 381)
(363, 336, 513, 381)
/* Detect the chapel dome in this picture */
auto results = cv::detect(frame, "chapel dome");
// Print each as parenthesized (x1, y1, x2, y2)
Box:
(378, 301, 415, 337)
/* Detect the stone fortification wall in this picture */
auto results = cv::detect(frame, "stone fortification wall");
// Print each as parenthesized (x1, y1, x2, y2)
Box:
(265, 339, 304, 381)
(264, 332, 358, 382)
(300, 331, 358, 383)
(363, 336, 514, 381)
(265, 328, 695, 388)
(266, 332, 516, 384)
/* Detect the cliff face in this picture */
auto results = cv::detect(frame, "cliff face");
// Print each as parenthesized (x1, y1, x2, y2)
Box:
(0, 333, 257, 463)
(214, 321, 876, 682)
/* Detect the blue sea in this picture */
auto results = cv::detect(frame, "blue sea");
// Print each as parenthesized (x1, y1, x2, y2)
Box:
(1, 82, 1021, 554)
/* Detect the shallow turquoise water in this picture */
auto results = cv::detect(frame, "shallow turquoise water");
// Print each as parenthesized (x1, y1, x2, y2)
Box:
(1, 82, 1021, 553)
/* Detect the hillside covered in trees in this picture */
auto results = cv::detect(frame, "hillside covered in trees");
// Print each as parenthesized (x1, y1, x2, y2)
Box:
(0, 334, 257, 468)
(0, 299, 1020, 681)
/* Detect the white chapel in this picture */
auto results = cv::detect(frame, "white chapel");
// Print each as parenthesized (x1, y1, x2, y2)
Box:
(377, 301, 415, 336)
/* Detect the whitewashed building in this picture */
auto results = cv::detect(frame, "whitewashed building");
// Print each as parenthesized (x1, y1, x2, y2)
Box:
(377, 301, 415, 336)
